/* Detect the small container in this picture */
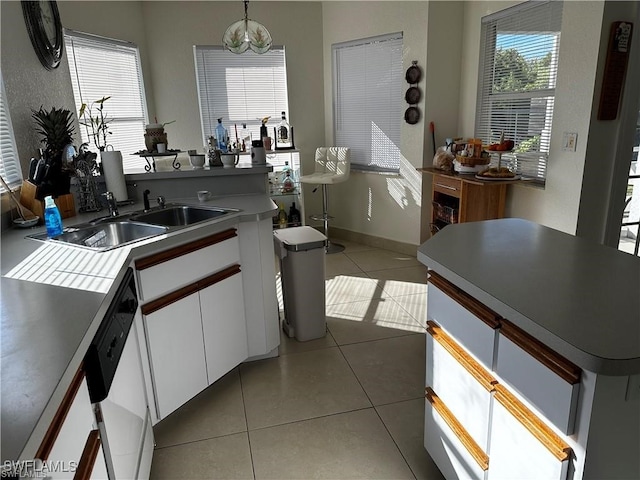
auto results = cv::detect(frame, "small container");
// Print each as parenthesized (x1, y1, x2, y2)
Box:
(44, 195, 63, 238)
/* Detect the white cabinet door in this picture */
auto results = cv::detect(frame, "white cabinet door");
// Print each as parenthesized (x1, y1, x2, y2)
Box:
(427, 325, 494, 451)
(144, 291, 208, 419)
(427, 279, 498, 370)
(45, 375, 97, 479)
(487, 385, 571, 480)
(200, 266, 248, 385)
(424, 388, 488, 480)
(136, 229, 240, 301)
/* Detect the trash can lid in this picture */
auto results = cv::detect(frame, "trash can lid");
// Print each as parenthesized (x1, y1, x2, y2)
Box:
(273, 226, 327, 251)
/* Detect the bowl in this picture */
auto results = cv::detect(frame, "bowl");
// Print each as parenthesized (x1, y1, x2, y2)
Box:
(13, 217, 39, 228)
(190, 154, 206, 169)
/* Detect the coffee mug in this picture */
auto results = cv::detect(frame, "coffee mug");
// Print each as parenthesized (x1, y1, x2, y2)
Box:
(221, 153, 239, 168)
(197, 190, 212, 201)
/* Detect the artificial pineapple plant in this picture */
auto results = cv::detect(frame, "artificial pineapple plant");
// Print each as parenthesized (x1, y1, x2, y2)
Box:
(31, 106, 76, 197)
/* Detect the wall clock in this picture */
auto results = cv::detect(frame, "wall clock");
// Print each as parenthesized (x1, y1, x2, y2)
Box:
(22, 0, 64, 70)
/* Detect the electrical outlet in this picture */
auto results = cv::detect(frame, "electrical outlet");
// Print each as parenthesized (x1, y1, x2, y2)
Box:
(625, 374, 640, 402)
(562, 132, 578, 152)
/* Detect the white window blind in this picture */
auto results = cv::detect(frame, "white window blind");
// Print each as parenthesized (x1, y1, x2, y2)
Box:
(0, 75, 22, 193)
(476, 1, 563, 182)
(65, 30, 147, 172)
(333, 33, 403, 173)
(194, 46, 289, 145)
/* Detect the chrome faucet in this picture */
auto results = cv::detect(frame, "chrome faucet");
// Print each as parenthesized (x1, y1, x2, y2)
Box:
(105, 191, 119, 217)
(143, 189, 151, 212)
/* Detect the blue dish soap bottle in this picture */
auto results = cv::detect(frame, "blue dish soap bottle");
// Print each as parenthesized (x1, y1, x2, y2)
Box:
(44, 195, 63, 238)
(215, 118, 228, 153)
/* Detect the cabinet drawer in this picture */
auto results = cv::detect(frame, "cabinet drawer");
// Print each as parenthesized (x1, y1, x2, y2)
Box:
(135, 229, 239, 300)
(487, 385, 571, 480)
(428, 271, 500, 369)
(433, 175, 462, 198)
(424, 387, 488, 480)
(495, 320, 581, 435)
(427, 322, 496, 451)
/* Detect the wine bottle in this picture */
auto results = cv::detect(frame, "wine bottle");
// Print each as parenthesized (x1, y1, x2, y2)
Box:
(289, 202, 301, 227)
(277, 203, 288, 228)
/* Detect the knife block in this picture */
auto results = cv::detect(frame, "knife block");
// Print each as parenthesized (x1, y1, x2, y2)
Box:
(20, 181, 76, 220)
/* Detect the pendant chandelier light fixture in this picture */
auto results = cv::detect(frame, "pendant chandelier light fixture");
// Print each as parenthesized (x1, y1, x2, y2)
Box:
(222, 0, 272, 54)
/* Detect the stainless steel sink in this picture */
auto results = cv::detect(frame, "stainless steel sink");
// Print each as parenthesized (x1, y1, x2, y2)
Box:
(51, 222, 168, 251)
(130, 205, 232, 227)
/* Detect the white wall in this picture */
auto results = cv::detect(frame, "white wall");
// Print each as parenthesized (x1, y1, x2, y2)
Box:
(321, 1, 464, 246)
(459, 1, 606, 235)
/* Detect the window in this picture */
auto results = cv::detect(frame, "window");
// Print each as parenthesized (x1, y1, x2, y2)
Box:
(194, 46, 288, 145)
(476, 1, 563, 183)
(333, 33, 403, 173)
(65, 30, 148, 172)
(0, 74, 22, 193)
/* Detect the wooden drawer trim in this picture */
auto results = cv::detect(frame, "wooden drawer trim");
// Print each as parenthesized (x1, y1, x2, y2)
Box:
(500, 319, 581, 385)
(141, 264, 242, 315)
(425, 387, 489, 471)
(493, 384, 572, 462)
(141, 282, 199, 316)
(36, 366, 85, 461)
(73, 430, 101, 480)
(427, 321, 497, 392)
(135, 228, 237, 271)
(197, 264, 241, 290)
(428, 271, 501, 329)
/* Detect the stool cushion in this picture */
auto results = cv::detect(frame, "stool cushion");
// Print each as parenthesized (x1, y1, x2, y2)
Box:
(300, 147, 350, 185)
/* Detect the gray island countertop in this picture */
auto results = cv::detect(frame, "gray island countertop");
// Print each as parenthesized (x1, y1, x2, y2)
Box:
(1, 192, 276, 462)
(418, 218, 640, 376)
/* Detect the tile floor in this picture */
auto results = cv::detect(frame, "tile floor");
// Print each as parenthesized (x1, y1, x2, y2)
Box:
(150, 239, 444, 479)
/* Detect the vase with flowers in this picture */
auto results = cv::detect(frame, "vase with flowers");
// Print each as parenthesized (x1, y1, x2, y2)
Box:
(78, 96, 112, 152)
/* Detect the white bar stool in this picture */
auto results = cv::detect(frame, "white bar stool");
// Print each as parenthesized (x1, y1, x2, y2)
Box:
(299, 147, 351, 254)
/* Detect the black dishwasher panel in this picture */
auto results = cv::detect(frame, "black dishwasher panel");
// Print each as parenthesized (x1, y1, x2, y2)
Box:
(84, 267, 138, 403)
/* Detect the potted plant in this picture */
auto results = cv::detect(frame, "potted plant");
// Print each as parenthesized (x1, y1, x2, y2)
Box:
(78, 96, 112, 151)
(31, 106, 75, 197)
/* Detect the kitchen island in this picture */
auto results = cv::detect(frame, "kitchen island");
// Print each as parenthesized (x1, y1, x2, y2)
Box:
(418, 218, 640, 479)
(1, 164, 279, 470)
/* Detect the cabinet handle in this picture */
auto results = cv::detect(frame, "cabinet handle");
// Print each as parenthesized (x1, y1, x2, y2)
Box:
(36, 367, 85, 461)
(135, 229, 237, 270)
(500, 319, 581, 385)
(435, 183, 458, 191)
(493, 384, 572, 462)
(425, 387, 489, 471)
(197, 264, 241, 290)
(141, 264, 242, 316)
(427, 321, 497, 392)
(141, 282, 199, 316)
(428, 271, 501, 329)
(73, 430, 101, 480)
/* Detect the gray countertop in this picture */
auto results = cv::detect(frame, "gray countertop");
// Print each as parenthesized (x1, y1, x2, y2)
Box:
(1, 193, 276, 462)
(417, 218, 640, 376)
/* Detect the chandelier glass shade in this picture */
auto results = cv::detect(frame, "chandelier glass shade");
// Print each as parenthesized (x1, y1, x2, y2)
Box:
(222, 0, 272, 54)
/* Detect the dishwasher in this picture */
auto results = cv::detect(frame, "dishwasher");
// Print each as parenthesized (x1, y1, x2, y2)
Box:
(84, 268, 154, 480)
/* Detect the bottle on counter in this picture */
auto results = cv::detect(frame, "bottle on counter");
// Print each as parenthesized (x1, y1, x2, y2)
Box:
(44, 195, 63, 238)
(241, 123, 251, 152)
(277, 203, 288, 229)
(276, 111, 293, 149)
(215, 118, 229, 153)
(282, 170, 295, 193)
(289, 202, 301, 227)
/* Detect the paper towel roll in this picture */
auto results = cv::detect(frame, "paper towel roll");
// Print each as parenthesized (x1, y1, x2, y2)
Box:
(101, 151, 128, 202)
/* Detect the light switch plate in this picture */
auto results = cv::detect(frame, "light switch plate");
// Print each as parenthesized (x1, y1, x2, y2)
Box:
(562, 132, 578, 152)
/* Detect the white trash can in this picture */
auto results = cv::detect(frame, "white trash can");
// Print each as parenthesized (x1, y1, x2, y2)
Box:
(274, 227, 327, 341)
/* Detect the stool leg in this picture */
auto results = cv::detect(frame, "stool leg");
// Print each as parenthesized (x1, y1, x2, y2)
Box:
(321, 184, 345, 254)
